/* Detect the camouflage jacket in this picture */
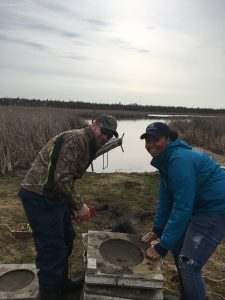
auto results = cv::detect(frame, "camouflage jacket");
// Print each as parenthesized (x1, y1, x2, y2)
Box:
(21, 127, 97, 210)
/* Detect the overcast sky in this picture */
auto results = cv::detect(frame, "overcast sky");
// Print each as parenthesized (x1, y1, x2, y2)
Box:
(1, 0, 225, 109)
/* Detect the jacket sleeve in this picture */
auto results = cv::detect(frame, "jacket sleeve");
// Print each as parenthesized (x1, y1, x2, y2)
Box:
(153, 176, 173, 237)
(58, 181, 84, 210)
(54, 134, 87, 210)
(157, 154, 196, 253)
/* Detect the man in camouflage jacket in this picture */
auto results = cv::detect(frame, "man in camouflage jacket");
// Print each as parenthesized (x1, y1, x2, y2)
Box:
(18, 114, 118, 300)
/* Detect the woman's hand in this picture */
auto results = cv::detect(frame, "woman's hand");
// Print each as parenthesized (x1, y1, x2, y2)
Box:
(146, 246, 160, 259)
(141, 231, 158, 243)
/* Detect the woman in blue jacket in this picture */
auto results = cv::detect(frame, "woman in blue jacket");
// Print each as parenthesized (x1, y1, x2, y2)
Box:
(140, 122, 225, 300)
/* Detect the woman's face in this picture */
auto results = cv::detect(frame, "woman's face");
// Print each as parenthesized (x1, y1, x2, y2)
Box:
(145, 136, 170, 158)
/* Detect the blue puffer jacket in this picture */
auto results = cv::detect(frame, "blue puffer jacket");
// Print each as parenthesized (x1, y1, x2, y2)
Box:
(151, 139, 225, 256)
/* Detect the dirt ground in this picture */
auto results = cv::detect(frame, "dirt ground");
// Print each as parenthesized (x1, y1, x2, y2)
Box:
(0, 171, 225, 299)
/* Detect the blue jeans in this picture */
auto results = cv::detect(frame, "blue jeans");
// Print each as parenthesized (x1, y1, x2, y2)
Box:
(18, 188, 75, 292)
(171, 212, 225, 300)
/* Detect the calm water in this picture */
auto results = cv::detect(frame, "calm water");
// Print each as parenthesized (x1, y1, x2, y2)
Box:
(87, 119, 163, 173)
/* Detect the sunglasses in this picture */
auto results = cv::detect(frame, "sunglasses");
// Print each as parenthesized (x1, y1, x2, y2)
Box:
(100, 127, 114, 139)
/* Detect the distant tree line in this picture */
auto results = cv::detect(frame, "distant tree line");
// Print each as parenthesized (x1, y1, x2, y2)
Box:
(0, 97, 225, 115)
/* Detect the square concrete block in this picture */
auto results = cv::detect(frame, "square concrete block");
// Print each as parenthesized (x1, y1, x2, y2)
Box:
(86, 231, 164, 289)
(0, 264, 38, 300)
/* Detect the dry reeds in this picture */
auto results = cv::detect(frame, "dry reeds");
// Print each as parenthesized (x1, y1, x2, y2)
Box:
(0, 106, 87, 174)
(169, 117, 225, 155)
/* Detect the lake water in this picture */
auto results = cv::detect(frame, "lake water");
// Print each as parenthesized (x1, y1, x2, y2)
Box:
(87, 119, 163, 173)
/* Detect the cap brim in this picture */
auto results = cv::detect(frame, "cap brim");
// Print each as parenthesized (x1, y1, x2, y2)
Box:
(140, 132, 161, 139)
(140, 133, 147, 139)
(113, 131, 119, 138)
(99, 124, 119, 138)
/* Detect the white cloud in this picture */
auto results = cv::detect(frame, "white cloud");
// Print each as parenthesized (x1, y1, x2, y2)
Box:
(0, 0, 225, 108)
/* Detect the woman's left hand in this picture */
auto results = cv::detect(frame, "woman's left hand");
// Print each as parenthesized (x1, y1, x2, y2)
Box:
(146, 246, 160, 259)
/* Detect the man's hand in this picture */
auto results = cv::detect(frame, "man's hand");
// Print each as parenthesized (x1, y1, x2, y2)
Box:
(141, 231, 158, 243)
(146, 246, 160, 259)
(74, 204, 90, 223)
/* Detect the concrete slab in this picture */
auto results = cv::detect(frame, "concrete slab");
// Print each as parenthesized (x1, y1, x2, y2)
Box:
(85, 284, 164, 300)
(0, 264, 38, 300)
(85, 274, 163, 289)
(83, 293, 132, 300)
(86, 231, 164, 288)
(83, 291, 163, 300)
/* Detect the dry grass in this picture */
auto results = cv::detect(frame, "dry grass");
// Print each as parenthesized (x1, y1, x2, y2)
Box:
(0, 106, 87, 174)
(1, 106, 224, 174)
(170, 117, 225, 155)
(0, 106, 149, 175)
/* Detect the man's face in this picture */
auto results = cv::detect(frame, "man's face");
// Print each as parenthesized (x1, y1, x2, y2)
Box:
(91, 123, 114, 147)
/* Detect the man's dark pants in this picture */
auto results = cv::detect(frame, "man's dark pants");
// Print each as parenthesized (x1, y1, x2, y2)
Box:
(18, 188, 75, 293)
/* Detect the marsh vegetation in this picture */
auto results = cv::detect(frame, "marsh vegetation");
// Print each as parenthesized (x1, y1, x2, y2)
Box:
(0, 106, 86, 174)
(0, 106, 225, 174)
(170, 116, 225, 155)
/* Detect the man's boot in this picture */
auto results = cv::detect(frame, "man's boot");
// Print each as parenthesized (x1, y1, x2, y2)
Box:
(61, 257, 85, 294)
(62, 275, 85, 293)
(37, 289, 62, 300)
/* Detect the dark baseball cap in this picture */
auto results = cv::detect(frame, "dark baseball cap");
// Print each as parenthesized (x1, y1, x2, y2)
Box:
(95, 114, 118, 138)
(140, 122, 170, 139)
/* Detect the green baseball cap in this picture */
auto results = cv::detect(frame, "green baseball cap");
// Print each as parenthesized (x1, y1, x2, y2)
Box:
(95, 114, 118, 138)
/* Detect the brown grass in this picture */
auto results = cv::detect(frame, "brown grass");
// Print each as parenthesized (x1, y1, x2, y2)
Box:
(1, 106, 225, 174)
(0, 106, 149, 174)
(0, 106, 87, 174)
(169, 117, 225, 155)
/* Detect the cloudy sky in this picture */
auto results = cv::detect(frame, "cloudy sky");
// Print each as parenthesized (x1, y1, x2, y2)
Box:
(1, 0, 225, 109)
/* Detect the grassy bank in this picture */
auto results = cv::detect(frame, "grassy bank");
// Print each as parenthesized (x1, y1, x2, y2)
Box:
(0, 172, 224, 299)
